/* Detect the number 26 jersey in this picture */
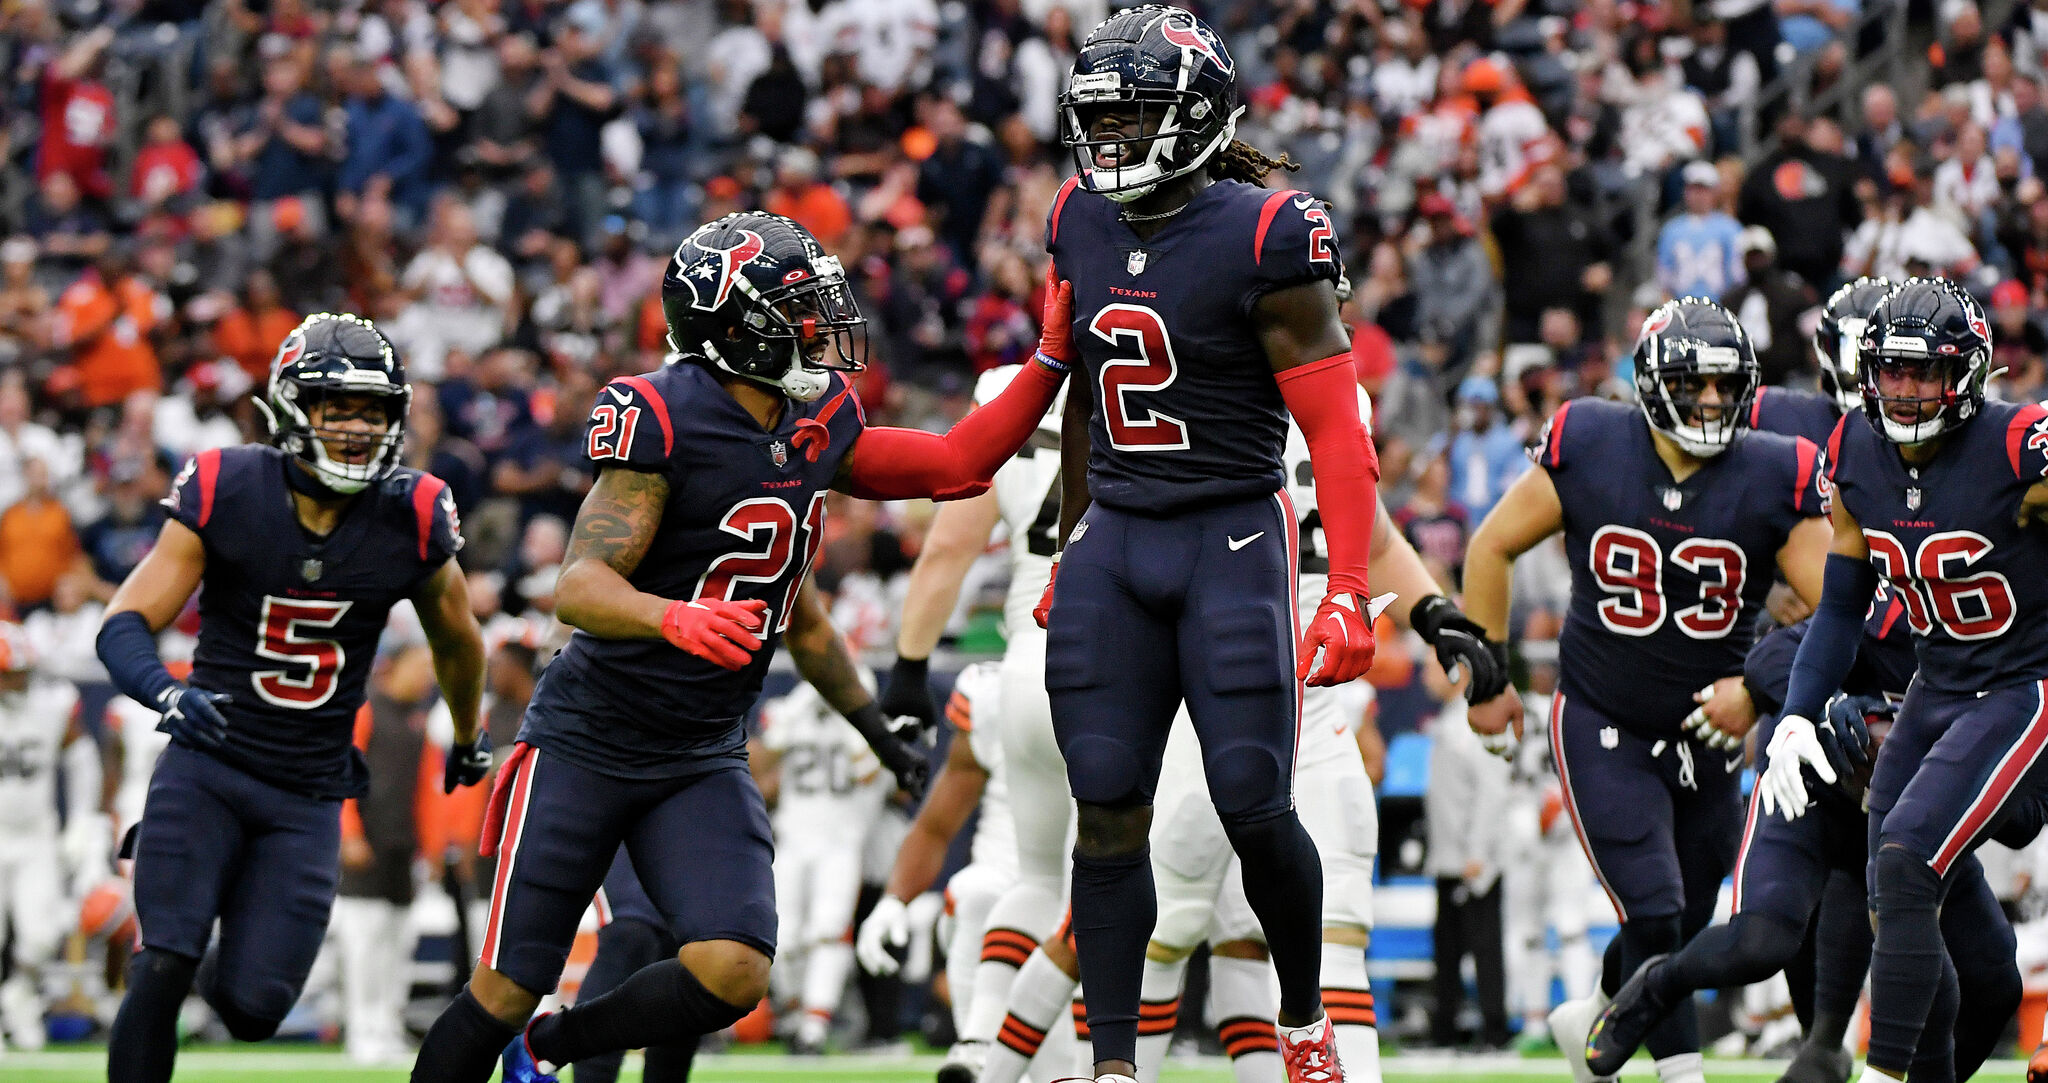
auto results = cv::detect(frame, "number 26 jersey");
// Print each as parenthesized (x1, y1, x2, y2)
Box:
(1045, 177, 1344, 515)
(1539, 398, 1824, 735)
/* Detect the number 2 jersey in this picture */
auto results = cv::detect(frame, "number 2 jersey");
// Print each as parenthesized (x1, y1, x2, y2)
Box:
(1538, 398, 1824, 735)
(161, 445, 462, 798)
(1045, 176, 1344, 515)
(1823, 400, 2048, 693)
(518, 362, 867, 778)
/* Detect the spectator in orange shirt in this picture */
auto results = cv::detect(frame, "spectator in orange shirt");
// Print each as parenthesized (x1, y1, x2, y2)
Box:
(212, 269, 301, 383)
(764, 147, 852, 249)
(0, 458, 82, 613)
(53, 251, 163, 408)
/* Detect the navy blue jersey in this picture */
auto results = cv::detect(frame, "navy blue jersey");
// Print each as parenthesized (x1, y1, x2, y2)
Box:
(162, 446, 461, 798)
(1539, 398, 1825, 734)
(1823, 401, 2048, 692)
(1748, 385, 1841, 446)
(1745, 584, 1918, 713)
(520, 362, 864, 778)
(1045, 177, 1343, 515)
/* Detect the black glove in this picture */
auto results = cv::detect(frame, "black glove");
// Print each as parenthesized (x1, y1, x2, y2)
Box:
(445, 731, 493, 794)
(878, 655, 938, 746)
(1820, 692, 1888, 784)
(1411, 595, 1509, 704)
(156, 685, 232, 750)
(847, 702, 930, 802)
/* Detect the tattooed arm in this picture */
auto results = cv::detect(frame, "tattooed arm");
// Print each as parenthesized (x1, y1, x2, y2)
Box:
(784, 578, 877, 717)
(554, 466, 674, 639)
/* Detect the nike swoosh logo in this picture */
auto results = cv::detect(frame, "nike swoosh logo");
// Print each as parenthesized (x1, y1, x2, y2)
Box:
(1227, 532, 1264, 550)
(1725, 758, 1743, 774)
(1292, 195, 1315, 210)
(605, 385, 632, 405)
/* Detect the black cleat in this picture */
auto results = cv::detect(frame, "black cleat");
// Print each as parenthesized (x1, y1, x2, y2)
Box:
(1775, 1041, 1853, 1083)
(1585, 954, 1674, 1078)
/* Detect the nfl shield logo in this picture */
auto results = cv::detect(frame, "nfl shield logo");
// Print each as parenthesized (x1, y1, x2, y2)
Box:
(769, 440, 789, 468)
(1660, 487, 1683, 511)
(1127, 250, 1148, 276)
(1906, 487, 1922, 511)
(301, 558, 324, 582)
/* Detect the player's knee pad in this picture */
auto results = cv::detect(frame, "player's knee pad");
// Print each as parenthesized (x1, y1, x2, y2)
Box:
(1723, 912, 1805, 977)
(1063, 735, 1146, 808)
(129, 946, 199, 995)
(1205, 744, 1289, 822)
(1617, 912, 1683, 961)
(1872, 843, 1940, 912)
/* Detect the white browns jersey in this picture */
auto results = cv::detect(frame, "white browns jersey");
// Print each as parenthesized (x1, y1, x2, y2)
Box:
(106, 693, 171, 834)
(1284, 388, 1378, 765)
(1477, 98, 1556, 199)
(0, 680, 78, 835)
(974, 365, 1065, 642)
(759, 683, 889, 850)
(945, 661, 1016, 878)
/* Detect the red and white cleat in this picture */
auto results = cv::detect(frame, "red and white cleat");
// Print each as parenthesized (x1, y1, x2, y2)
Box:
(1280, 1015, 1346, 1083)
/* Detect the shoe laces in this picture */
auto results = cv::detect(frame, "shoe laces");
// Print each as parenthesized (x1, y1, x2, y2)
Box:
(1282, 1026, 1344, 1083)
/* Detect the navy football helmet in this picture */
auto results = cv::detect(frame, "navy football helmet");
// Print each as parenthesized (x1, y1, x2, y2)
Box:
(661, 212, 864, 403)
(1632, 298, 1759, 458)
(1813, 276, 1893, 414)
(1060, 5, 1241, 202)
(1859, 277, 1992, 446)
(256, 313, 410, 495)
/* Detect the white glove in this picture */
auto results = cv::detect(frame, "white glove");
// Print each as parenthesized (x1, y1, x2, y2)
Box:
(856, 893, 910, 976)
(1759, 715, 1837, 822)
(1476, 727, 1518, 761)
(1683, 683, 1745, 752)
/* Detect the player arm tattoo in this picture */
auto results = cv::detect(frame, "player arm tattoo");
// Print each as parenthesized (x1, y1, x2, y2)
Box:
(556, 466, 674, 639)
(1056, 370, 1093, 546)
(784, 579, 879, 716)
(414, 559, 487, 745)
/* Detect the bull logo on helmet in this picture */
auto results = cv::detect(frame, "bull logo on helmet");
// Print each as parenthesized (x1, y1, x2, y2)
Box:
(678, 227, 767, 313)
(1160, 13, 1231, 76)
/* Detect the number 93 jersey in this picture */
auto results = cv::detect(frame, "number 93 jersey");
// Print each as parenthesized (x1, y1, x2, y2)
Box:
(520, 362, 866, 778)
(1538, 398, 1825, 736)
(1045, 177, 1344, 515)
(1823, 401, 2048, 692)
(162, 445, 462, 798)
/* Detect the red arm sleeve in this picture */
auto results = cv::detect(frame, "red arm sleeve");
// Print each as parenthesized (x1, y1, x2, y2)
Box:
(843, 359, 1065, 501)
(1277, 353, 1379, 598)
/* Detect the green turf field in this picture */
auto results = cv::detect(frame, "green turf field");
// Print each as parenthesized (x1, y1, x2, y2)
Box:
(11, 1048, 2021, 1082)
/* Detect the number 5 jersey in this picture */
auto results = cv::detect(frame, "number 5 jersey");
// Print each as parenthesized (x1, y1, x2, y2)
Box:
(1538, 397, 1825, 737)
(161, 445, 462, 798)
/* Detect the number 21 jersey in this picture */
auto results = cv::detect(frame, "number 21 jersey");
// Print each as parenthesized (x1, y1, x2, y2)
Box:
(520, 362, 867, 778)
(1539, 398, 1824, 735)
(1045, 177, 1344, 515)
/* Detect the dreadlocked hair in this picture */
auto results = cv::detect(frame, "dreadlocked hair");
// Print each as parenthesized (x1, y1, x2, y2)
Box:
(1208, 139, 1299, 186)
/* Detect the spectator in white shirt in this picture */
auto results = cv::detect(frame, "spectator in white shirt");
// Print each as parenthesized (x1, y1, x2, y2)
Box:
(1933, 122, 2001, 228)
(390, 199, 514, 381)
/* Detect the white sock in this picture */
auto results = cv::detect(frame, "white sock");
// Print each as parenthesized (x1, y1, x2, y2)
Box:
(1320, 942, 1381, 1083)
(800, 941, 852, 1029)
(1654, 1052, 1706, 1083)
(1209, 955, 1280, 1083)
(981, 947, 1080, 1083)
(1855, 1069, 1903, 1083)
(1134, 955, 1189, 1083)
(963, 925, 1036, 1047)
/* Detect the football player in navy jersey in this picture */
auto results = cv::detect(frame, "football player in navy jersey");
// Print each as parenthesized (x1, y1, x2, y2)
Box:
(1758, 277, 2048, 1083)
(408, 210, 1076, 1083)
(1748, 277, 1895, 447)
(92, 314, 488, 1083)
(1462, 299, 1830, 1083)
(1586, 584, 2022, 1083)
(1029, 8, 1435, 1082)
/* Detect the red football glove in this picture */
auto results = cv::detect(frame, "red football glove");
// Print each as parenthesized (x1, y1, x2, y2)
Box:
(1033, 560, 1059, 629)
(662, 598, 768, 670)
(1036, 264, 1075, 369)
(1297, 591, 1377, 687)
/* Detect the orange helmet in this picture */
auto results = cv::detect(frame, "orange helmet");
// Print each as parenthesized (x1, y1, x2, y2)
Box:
(1462, 57, 1507, 96)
